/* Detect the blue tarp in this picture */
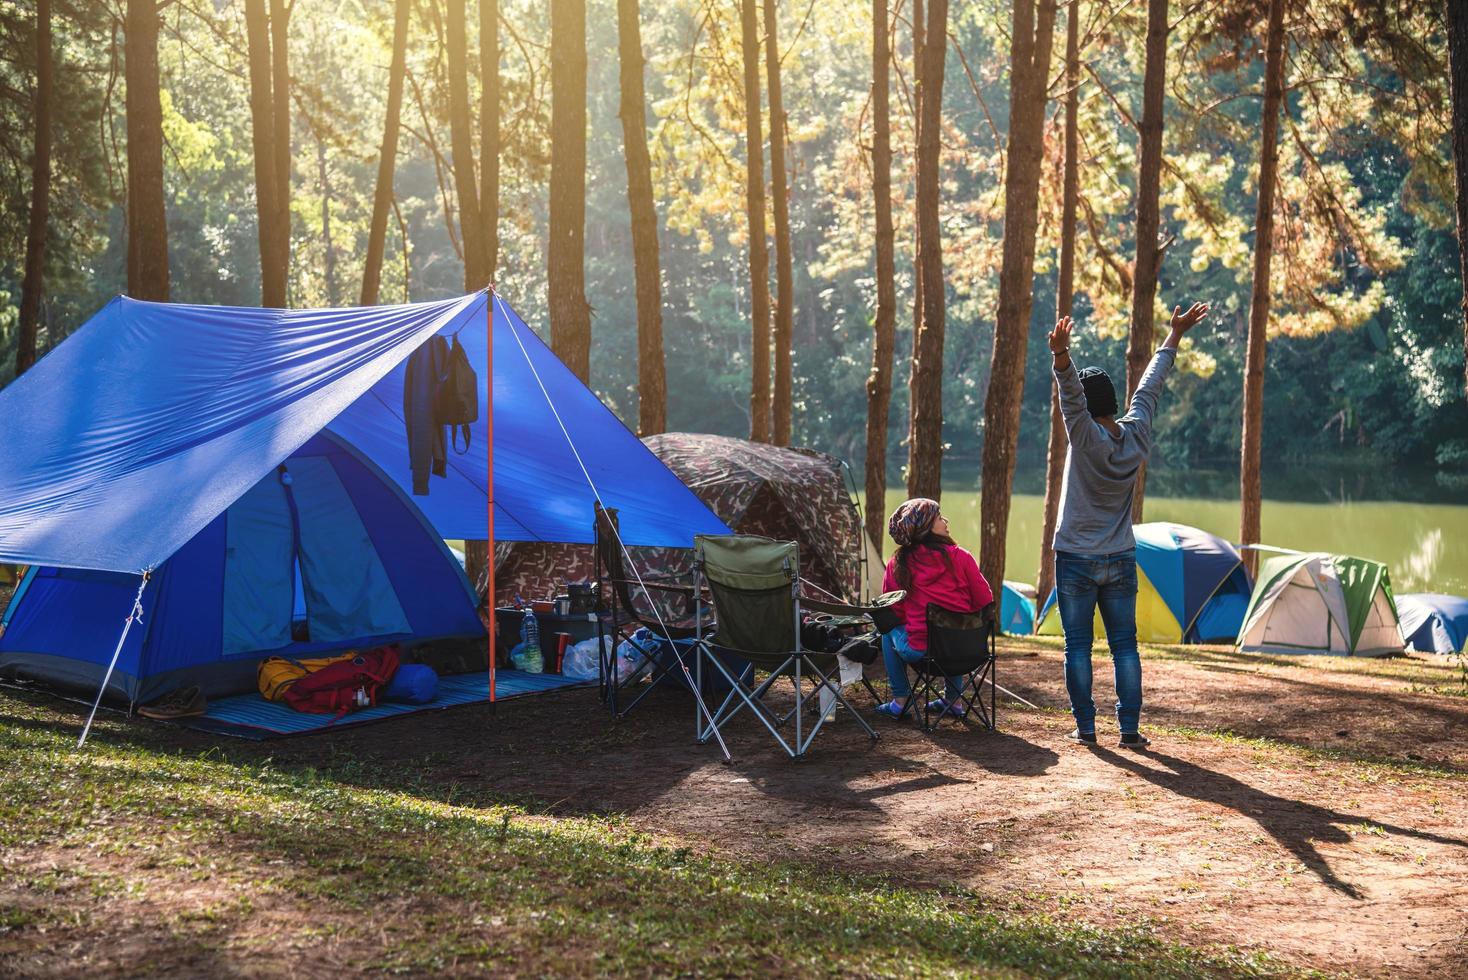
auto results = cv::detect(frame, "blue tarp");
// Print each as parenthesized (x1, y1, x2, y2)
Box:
(0, 292, 730, 574)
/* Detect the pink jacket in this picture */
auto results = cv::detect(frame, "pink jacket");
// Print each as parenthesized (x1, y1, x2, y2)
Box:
(881, 544, 994, 651)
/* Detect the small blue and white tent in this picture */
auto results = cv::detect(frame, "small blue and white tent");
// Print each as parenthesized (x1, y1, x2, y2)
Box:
(0, 291, 729, 707)
(1396, 593, 1468, 655)
(1000, 581, 1037, 635)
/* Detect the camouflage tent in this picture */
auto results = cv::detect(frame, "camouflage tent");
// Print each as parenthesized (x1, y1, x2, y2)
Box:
(494, 433, 881, 606)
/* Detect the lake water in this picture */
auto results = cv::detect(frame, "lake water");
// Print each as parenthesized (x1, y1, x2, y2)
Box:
(870, 473, 1468, 596)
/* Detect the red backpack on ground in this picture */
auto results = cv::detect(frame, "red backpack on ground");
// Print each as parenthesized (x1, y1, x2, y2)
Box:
(282, 645, 401, 718)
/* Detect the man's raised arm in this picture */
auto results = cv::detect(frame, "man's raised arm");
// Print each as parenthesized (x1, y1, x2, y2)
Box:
(1127, 302, 1210, 430)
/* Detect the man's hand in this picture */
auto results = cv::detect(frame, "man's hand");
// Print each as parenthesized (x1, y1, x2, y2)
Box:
(1163, 301, 1210, 349)
(1048, 315, 1074, 372)
(1048, 315, 1074, 354)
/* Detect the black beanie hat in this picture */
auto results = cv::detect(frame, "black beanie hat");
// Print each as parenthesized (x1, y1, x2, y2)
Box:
(1078, 367, 1118, 418)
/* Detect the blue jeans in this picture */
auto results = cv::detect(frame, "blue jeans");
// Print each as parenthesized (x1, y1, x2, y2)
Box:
(882, 626, 963, 702)
(1056, 550, 1142, 734)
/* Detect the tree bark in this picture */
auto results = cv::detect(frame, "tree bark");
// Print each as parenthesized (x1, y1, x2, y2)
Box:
(864, 0, 897, 550)
(16, 0, 52, 377)
(447, 0, 484, 290)
(124, 0, 169, 301)
(362, 0, 413, 303)
(617, 0, 667, 435)
(480, 0, 499, 281)
(765, 0, 795, 446)
(468, 0, 502, 598)
(904, 0, 924, 486)
(977, 0, 1057, 593)
(361, 0, 411, 306)
(1240, 0, 1286, 575)
(548, 0, 589, 381)
(269, 0, 291, 301)
(1447, 0, 1468, 401)
(1038, 0, 1079, 608)
(741, 0, 772, 441)
(244, 0, 283, 306)
(1124, 0, 1168, 521)
(905, 0, 949, 499)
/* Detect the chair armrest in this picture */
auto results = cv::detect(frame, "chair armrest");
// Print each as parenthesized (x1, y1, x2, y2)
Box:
(800, 597, 870, 616)
(609, 576, 696, 598)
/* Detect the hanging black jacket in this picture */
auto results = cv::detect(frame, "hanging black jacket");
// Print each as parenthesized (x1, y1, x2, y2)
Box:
(404, 336, 448, 495)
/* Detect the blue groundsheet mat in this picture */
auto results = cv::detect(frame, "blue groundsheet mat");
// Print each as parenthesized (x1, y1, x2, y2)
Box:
(181, 670, 591, 739)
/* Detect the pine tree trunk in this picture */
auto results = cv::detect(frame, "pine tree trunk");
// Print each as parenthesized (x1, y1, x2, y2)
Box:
(361, 0, 411, 306)
(124, 0, 169, 301)
(904, 0, 923, 489)
(244, 0, 283, 306)
(1447, 0, 1468, 401)
(16, 0, 51, 377)
(977, 0, 1056, 593)
(480, 0, 499, 281)
(1240, 0, 1286, 575)
(549, 0, 590, 381)
(467, 0, 501, 599)
(618, 0, 667, 436)
(447, 0, 484, 291)
(741, 0, 772, 441)
(864, 0, 897, 550)
(269, 0, 291, 301)
(906, 0, 948, 500)
(1038, 0, 1079, 608)
(765, 0, 795, 446)
(1124, 0, 1168, 522)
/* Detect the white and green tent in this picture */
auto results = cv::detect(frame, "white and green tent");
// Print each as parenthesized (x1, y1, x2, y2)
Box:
(1237, 553, 1403, 657)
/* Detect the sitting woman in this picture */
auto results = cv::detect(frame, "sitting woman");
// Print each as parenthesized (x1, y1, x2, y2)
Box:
(876, 498, 994, 719)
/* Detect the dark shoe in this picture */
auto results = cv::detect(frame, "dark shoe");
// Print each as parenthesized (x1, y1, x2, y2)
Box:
(138, 685, 207, 720)
(926, 698, 966, 719)
(1119, 732, 1151, 749)
(1068, 729, 1097, 745)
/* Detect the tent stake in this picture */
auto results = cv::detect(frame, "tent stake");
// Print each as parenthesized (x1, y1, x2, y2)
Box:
(78, 571, 150, 749)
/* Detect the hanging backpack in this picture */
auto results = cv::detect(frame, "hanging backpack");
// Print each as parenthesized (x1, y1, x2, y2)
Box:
(434, 334, 478, 454)
(282, 645, 401, 718)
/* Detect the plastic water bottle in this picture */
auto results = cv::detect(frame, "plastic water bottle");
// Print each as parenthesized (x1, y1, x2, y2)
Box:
(517, 608, 543, 673)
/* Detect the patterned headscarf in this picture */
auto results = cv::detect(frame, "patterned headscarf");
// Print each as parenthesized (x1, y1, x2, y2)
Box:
(888, 497, 940, 547)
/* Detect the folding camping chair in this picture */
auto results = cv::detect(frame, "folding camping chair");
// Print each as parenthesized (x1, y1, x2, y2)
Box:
(593, 504, 706, 718)
(692, 534, 879, 759)
(890, 602, 998, 734)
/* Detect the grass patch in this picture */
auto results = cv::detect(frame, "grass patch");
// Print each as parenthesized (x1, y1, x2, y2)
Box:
(0, 695, 1302, 978)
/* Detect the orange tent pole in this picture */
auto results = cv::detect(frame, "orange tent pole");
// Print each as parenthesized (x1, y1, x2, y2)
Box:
(486, 288, 496, 703)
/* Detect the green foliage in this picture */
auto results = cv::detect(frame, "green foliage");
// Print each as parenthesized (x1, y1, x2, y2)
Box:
(0, 0, 1459, 490)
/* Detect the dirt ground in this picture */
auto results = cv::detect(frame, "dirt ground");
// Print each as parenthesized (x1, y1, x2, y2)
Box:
(13, 640, 1468, 977)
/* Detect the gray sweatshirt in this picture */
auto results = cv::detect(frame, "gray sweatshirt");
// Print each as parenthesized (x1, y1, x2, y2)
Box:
(1051, 347, 1176, 555)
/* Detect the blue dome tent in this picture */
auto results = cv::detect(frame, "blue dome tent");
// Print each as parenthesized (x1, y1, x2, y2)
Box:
(0, 291, 730, 737)
(1000, 581, 1037, 635)
(1396, 593, 1468, 654)
(1036, 522, 1252, 644)
(1, 432, 483, 704)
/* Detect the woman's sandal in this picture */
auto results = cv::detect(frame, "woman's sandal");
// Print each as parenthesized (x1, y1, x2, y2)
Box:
(874, 699, 907, 719)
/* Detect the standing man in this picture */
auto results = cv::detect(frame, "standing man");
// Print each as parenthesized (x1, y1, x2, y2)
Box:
(1047, 302, 1210, 748)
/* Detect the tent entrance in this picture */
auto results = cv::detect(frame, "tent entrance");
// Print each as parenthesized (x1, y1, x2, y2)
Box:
(221, 461, 409, 656)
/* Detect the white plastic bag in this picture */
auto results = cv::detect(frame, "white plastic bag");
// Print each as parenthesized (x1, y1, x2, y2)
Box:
(613, 628, 659, 684)
(563, 636, 611, 681)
